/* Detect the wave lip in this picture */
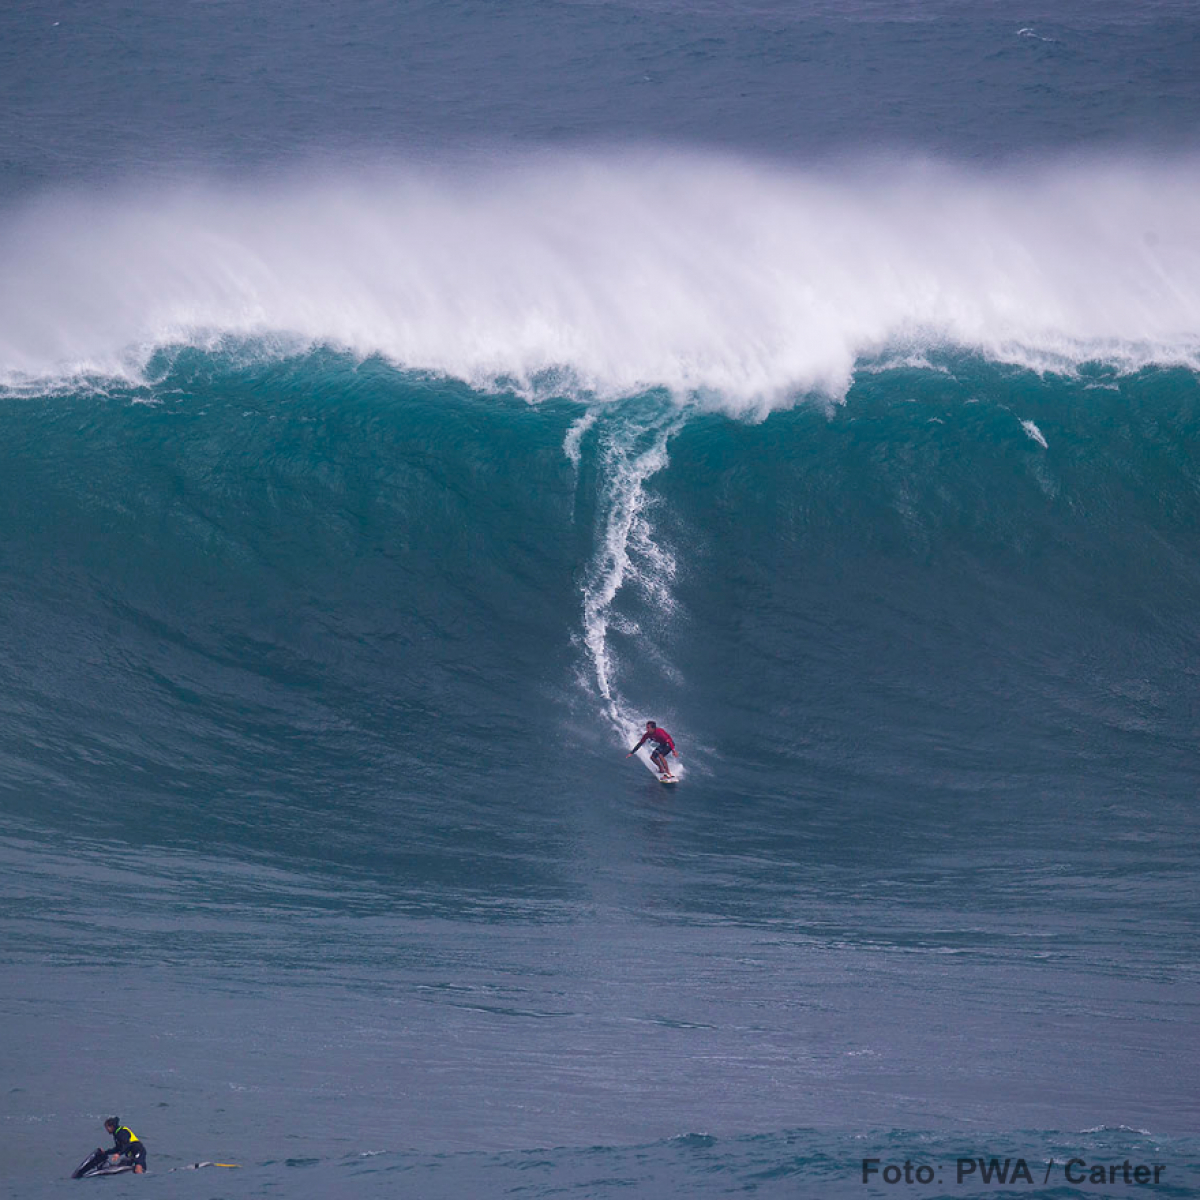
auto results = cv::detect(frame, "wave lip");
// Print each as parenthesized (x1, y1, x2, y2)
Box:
(1, 152, 1199, 409)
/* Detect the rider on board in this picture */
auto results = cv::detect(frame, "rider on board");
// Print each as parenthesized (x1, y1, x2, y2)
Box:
(628, 721, 679, 780)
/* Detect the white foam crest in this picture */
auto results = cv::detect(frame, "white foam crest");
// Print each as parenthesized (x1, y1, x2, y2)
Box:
(578, 409, 685, 734)
(2, 151, 1199, 407)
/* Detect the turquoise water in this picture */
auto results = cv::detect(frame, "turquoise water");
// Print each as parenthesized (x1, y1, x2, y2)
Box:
(2, 0, 1200, 1193)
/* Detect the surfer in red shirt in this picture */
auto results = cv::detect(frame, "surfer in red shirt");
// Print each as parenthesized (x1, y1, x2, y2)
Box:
(628, 721, 679, 780)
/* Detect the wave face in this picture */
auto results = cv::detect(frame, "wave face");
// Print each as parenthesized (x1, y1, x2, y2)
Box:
(2, 155, 1199, 402)
(4, 346, 1200, 869)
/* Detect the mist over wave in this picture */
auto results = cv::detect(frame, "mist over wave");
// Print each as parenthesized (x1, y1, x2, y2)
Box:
(2, 151, 1199, 407)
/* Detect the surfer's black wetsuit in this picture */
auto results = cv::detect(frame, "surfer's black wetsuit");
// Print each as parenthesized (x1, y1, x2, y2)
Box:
(104, 1125, 147, 1170)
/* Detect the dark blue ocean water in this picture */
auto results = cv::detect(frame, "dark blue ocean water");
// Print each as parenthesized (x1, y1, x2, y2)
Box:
(2, 1, 1199, 1196)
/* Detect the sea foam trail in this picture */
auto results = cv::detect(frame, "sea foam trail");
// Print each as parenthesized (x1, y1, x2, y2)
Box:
(2, 152, 1199, 407)
(572, 405, 686, 745)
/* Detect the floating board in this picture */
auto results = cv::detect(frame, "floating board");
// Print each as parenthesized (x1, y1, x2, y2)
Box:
(72, 1150, 136, 1178)
(635, 745, 681, 784)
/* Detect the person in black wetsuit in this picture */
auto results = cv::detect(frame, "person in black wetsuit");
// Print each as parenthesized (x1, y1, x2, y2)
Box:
(102, 1118, 147, 1173)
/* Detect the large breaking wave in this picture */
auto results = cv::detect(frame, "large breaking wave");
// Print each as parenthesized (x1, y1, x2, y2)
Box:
(3, 148, 1200, 874)
(1, 151, 1198, 405)
(3, 346, 1199, 859)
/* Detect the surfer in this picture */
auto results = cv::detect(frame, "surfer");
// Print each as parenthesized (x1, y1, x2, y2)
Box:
(628, 721, 679, 780)
(101, 1118, 147, 1174)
